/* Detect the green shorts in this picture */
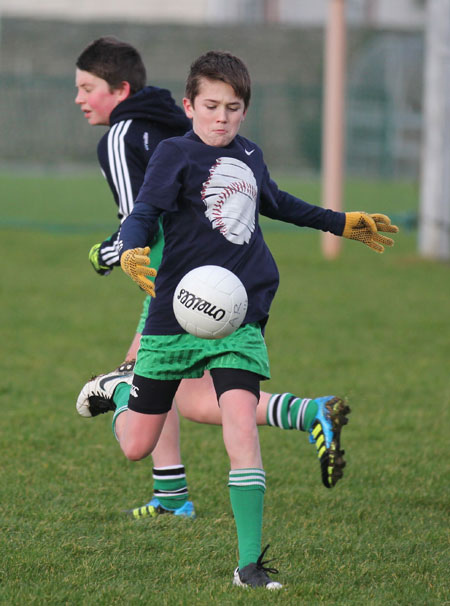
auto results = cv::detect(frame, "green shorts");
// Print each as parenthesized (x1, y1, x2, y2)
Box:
(135, 226, 164, 334)
(134, 322, 270, 381)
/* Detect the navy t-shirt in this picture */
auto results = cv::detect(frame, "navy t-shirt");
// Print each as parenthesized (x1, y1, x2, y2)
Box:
(119, 131, 345, 335)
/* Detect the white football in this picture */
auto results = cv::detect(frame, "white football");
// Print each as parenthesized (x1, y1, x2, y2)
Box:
(173, 265, 248, 339)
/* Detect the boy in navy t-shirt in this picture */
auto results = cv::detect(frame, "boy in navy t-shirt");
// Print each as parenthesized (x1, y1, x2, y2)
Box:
(117, 51, 398, 589)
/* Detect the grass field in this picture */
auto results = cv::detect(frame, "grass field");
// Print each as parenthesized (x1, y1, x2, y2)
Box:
(1, 173, 448, 605)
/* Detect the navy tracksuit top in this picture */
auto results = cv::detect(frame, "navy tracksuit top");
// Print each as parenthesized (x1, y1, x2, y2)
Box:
(96, 86, 190, 268)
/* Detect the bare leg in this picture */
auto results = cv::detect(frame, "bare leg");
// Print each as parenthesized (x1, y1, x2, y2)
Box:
(174, 371, 270, 427)
(125, 332, 141, 361)
(220, 389, 262, 469)
(116, 408, 167, 461)
(174, 372, 221, 423)
(151, 406, 182, 467)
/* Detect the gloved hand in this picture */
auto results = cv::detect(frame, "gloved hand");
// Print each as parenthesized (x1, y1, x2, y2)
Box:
(120, 246, 157, 297)
(88, 243, 111, 275)
(342, 212, 399, 253)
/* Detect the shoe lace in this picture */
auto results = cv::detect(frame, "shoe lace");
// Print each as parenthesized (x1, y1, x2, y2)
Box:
(255, 544, 279, 575)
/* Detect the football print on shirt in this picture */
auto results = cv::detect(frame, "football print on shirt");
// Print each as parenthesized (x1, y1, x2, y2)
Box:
(201, 157, 257, 245)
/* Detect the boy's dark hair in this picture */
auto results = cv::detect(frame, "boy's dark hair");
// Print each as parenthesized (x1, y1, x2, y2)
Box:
(76, 36, 146, 96)
(185, 51, 251, 110)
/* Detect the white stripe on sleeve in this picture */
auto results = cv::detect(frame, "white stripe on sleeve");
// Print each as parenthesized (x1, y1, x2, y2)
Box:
(107, 120, 134, 220)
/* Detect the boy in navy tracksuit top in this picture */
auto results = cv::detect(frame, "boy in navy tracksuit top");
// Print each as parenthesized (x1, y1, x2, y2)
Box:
(95, 86, 190, 269)
(117, 50, 398, 588)
(75, 37, 196, 519)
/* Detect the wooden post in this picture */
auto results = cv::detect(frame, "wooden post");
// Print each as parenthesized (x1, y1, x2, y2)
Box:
(321, 0, 347, 259)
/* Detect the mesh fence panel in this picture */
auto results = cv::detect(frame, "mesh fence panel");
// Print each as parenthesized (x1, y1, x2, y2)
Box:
(0, 19, 423, 177)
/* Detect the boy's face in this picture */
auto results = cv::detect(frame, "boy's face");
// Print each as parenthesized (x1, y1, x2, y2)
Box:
(183, 78, 246, 147)
(75, 69, 129, 126)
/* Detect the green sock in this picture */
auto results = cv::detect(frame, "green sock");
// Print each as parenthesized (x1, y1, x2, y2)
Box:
(110, 383, 131, 440)
(228, 469, 265, 569)
(266, 393, 318, 431)
(113, 382, 131, 408)
(153, 466, 188, 510)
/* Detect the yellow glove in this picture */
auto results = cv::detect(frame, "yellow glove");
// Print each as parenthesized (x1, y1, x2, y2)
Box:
(120, 246, 157, 297)
(342, 212, 399, 253)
